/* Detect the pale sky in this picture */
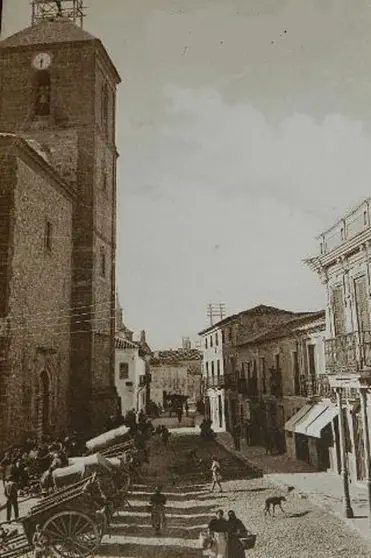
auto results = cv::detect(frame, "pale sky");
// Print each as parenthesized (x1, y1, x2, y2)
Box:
(3, 0, 371, 348)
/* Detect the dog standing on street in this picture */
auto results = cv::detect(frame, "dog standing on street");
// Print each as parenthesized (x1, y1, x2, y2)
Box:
(264, 495, 286, 517)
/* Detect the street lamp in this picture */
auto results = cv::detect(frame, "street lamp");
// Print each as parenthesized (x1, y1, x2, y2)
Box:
(334, 387, 354, 518)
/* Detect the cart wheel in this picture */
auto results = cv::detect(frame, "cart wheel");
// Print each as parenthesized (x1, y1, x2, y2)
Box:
(42, 510, 101, 558)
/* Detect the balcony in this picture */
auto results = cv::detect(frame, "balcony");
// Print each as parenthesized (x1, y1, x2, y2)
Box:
(324, 330, 371, 374)
(204, 373, 238, 390)
(204, 375, 225, 389)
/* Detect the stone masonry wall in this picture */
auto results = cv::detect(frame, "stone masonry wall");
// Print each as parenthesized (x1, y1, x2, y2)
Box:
(4, 151, 73, 446)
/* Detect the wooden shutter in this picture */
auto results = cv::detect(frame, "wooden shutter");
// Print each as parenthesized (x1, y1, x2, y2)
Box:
(354, 276, 370, 332)
(331, 286, 346, 335)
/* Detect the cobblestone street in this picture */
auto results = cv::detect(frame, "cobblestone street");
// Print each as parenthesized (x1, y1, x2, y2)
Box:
(95, 431, 371, 558)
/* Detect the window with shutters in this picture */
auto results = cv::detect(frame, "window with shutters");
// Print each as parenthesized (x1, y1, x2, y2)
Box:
(308, 345, 316, 394)
(331, 286, 346, 335)
(292, 351, 300, 395)
(260, 357, 266, 393)
(119, 362, 129, 380)
(354, 276, 370, 333)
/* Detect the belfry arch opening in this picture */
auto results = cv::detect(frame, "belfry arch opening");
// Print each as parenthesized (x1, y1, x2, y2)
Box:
(34, 70, 51, 117)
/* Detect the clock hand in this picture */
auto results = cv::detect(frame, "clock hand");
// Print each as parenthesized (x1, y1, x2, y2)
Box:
(40, 58, 44, 69)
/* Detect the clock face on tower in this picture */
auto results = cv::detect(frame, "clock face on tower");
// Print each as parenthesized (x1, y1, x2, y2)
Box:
(32, 52, 52, 70)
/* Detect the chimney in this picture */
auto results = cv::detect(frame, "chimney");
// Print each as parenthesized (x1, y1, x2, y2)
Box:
(140, 330, 146, 344)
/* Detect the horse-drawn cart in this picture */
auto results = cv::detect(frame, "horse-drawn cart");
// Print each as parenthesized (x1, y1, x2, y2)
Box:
(0, 453, 132, 558)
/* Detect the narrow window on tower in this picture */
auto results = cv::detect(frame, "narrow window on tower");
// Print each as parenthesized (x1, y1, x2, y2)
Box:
(100, 247, 106, 277)
(45, 221, 52, 251)
(34, 70, 51, 117)
(102, 165, 108, 194)
(101, 81, 109, 137)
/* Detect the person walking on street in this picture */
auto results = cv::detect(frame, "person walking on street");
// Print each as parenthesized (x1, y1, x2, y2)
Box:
(185, 400, 189, 417)
(0, 453, 10, 488)
(4, 474, 19, 522)
(160, 426, 170, 447)
(208, 509, 228, 558)
(233, 422, 241, 451)
(264, 428, 273, 455)
(244, 419, 251, 446)
(211, 456, 223, 493)
(177, 406, 183, 424)
(149, 485, 167, 535)
(226, 510, 249, 558)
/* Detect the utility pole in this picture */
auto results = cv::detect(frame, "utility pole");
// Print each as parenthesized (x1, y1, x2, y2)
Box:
(207, 303, 226, 327)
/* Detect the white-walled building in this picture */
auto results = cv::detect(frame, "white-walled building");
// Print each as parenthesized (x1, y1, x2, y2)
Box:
(150, 349, 202, 408)
(115, 336, 146, 415)
(198, 325, 226, 432)
(115, 296, 152, 416)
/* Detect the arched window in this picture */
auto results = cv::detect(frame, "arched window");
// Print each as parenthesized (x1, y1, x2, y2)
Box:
(35, 70, 51, 116)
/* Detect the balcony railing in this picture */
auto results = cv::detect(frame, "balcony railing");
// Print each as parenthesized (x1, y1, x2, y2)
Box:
(324, 331, 371, 374)
(204, 373, 238, 390)
(204, 375, 225, 389)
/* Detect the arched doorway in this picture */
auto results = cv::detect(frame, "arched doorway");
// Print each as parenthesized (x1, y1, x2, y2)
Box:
(38, 370, 50, 439)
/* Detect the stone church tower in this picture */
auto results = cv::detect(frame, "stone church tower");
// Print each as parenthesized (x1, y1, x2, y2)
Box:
(0, 2, 121, 434)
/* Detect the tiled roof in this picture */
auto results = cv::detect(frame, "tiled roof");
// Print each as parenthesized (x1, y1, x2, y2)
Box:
(0, 18, 95, 48)
(150, 349, 202, 366)
(198, 304, 302, 336)
(238, 310, 325, 346)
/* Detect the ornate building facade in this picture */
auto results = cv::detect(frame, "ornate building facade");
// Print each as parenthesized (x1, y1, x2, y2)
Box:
(306, 199, 371, 483)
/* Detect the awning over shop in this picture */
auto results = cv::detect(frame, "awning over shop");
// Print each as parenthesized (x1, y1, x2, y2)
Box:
(305, 405, 338, 439)
(295, 403, 328, 436)
(284, 404, 312, 433)
(295, 402, 338, 438)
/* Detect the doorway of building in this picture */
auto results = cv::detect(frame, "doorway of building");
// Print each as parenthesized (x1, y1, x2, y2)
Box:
(295, 433, 309, 463)
(317, 424, 331, 471)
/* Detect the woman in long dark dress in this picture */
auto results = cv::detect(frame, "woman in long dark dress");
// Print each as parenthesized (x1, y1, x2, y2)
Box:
(208, 509, 228, 558)
(226, 510, 248, 558)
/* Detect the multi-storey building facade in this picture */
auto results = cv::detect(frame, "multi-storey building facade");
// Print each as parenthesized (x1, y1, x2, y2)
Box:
(237, 311, 331, 470)
(0, 6, 121, 444)
(115, 333, 152, 417)
(306, 199, 371, 483)
(150, 349, 202, 409)
(114, 298, 152, 417)
(199, 305, 307, 433)
(199, 325, 226, 432)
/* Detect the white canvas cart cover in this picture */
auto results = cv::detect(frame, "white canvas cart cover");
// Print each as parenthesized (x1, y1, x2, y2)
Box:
(85, 425, 130, 451)
(68, 453, 119, 473)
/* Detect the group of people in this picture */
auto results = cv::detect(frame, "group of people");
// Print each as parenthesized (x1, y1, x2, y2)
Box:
(0, 434, 84, 522)
(207, 509, 249, 558)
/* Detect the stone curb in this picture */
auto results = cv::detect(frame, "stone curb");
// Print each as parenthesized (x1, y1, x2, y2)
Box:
(215, 437, 264, 478)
